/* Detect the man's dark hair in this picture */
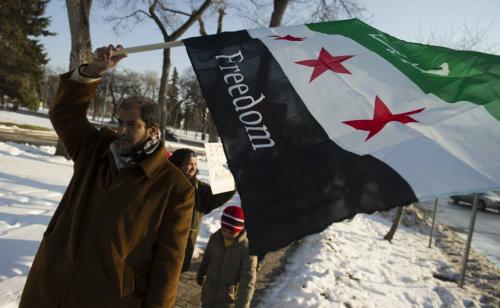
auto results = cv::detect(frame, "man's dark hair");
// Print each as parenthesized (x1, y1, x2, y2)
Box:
(170, 148, 196, 168)
(119, 96, 160, 127)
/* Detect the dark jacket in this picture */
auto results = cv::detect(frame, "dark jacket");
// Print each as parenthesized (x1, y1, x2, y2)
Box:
(197, 230, 257, 308)
(182, 180, 235, 272)
(19, 72, 194, 308)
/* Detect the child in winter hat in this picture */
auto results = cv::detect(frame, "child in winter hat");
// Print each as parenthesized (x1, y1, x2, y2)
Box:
(197, 205, 257, 308)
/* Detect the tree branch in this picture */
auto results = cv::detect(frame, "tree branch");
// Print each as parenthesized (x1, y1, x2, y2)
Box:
(269, 0, 289, 27)
(159, 4, 191, 17)
(170, 0, 213, 40)
(338, 0, 353, 17)
(198, 17, 208, 36)
(217, 7, 225, 34)
(149, 0, 169, 40)
(104, 9, 150, 23)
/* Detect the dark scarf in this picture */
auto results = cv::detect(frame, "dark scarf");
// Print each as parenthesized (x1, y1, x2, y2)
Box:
(111, 132, 161, 169)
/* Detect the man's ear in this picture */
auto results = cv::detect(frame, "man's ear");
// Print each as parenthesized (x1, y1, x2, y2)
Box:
(147, 124, 160, 138)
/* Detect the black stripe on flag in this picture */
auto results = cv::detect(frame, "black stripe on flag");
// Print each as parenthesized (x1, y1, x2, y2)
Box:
(184, 30, 418, 255)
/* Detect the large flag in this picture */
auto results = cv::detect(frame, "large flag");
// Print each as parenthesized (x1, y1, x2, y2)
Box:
(183, 19, 500, 255)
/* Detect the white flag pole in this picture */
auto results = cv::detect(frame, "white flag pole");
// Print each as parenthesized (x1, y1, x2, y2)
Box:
(116, 41, 185, 55)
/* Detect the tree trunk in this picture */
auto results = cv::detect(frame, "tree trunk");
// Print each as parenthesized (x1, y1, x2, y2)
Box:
(158, 48, 171, 139)
(66, 0, 93, 70)
(145, 0, 213, 140)
(269, 0, 289, 27)
(216, 8, 225, 33)
(208, 117, 218, 142)
(383, 206, 404, 242)
(205, 7, 225, 143)
(56, 0, 93, 157)
(201, 107, 209, 141)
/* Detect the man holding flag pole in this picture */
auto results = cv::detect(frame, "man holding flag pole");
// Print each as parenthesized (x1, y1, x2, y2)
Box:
(20, 45, 194, 308)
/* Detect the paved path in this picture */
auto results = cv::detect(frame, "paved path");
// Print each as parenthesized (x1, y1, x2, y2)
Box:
(0, 129, 57, 146)
(417, 199, 500, 268)
(175, 243, 298, 307)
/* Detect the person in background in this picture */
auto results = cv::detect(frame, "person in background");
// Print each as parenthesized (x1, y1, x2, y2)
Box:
(196, 206, 257, 308)
(19, 45, 194, 308)
(169, 148, 236, 272)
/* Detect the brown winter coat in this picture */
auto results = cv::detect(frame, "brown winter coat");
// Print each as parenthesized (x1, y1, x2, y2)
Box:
(197, 230, 257, 308)
(19, 72, 194, 308)
(181, 180, 235, 272)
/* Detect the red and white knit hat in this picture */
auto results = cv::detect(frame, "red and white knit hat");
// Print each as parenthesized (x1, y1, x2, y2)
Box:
(221, 206, 245, 233)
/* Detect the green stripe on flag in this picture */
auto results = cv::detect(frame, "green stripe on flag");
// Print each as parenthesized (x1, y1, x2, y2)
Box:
(307, 19, 500, 121)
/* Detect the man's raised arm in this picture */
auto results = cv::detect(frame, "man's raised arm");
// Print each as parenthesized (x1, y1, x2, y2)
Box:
(49, 45, 126, 161)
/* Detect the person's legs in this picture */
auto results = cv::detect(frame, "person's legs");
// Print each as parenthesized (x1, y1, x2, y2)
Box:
(257, 253, 266, 271)
(181, 238, 195, 272)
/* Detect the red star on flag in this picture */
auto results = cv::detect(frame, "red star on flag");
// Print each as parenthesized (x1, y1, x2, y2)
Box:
(269, 35, 306, 41)
(295, 48, 354, 82)
(343, 96, 425, 141)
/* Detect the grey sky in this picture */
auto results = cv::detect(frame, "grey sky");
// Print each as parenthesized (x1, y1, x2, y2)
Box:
(41, 0, 499, 75)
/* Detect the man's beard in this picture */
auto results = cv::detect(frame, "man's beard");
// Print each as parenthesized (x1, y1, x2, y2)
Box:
(118, 136, 148, 156)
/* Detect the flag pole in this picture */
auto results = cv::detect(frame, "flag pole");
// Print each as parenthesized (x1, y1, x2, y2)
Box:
(459, 193, 478, 287)
(116, 41, 184, 55)
(428, 197, 439, 248)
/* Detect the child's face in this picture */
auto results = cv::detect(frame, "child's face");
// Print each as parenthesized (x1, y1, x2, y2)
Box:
(221, 227, 240, 240)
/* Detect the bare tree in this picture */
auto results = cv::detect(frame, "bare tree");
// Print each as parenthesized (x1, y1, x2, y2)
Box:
(56, 0, 93, 157)
(269, 0, 290, 27)
(41, 66, 63, 110)
(91, 70, 160, 124)
(302, 0, 367, 23)
(66, 0, 93, 70)
(196, 6, 226, 141)
(417, 18, 498, 53)
(178, 69, 206, 132)
(140, 71, 160, 100)
(235, 0, 367, 27)
(107, 69, 143, 119)
(103, 0, 214, 140)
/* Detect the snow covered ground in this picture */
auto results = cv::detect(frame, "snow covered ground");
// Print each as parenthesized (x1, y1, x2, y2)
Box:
(255, 214, 482, 307)
(0, 110, 52, 129)
(0, 142, 71, 306)
(0, 140, 485, 307)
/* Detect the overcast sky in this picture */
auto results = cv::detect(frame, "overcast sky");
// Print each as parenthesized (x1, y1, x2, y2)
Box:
(40, 0, 500, 75)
